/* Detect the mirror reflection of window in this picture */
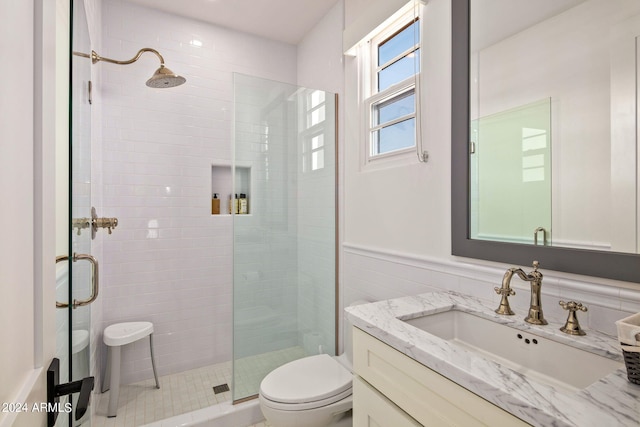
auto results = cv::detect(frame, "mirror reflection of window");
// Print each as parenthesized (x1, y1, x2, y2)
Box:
(147, 219, 159, 239)
(521, 127, 547, 183)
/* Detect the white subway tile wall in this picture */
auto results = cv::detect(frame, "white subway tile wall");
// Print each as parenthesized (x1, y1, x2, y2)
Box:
(99, 0, 297, 384)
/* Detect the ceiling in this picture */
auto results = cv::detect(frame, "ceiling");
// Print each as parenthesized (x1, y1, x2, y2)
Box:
(471, 0, 587, 51)
(124, 0, 341, 45)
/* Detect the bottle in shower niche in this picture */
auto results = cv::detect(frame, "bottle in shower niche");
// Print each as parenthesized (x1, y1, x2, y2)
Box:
(239, 194, 248, 214)
(211, 193, 220, 215)
(229, 194, 239, 214)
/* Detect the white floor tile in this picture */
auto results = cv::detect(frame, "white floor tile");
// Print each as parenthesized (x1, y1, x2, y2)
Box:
(92, 347, 304, 427)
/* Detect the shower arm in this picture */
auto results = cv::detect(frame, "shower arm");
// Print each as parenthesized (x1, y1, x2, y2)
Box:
(74, 48, 166, 67)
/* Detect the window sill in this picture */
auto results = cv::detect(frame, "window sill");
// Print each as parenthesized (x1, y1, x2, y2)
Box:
(362, 147, 417, 172)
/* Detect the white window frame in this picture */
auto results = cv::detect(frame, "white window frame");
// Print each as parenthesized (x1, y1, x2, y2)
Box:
(362, 8, 422, 167)
(365, 76, 418, 160)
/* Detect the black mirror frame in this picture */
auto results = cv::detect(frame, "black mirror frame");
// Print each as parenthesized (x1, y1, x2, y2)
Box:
(451, 0, 640, 284)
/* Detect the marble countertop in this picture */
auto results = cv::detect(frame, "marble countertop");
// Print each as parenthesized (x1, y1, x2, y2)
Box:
(346, 291, 640, 427)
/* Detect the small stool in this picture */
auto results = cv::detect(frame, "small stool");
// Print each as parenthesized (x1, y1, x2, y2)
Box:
(102, 322, 160, 417)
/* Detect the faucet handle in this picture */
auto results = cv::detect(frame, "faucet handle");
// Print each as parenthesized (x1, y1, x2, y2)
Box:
(494, 286, 515, 297)
(494, 286, 515, 315)
(559, 300, 588, 335)
(532, 260, 539, 270)
(559, 300, 588, 312)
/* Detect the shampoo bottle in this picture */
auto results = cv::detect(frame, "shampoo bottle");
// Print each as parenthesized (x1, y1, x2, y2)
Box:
(229, 194, 239, 214)
(239, 193, 248, 214)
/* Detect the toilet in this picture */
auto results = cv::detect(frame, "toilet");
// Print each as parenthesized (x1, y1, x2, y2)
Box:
(258, 301, 368, 427)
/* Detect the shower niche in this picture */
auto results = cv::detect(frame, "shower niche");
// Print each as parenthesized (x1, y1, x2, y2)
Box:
(211, 164, 251, 215)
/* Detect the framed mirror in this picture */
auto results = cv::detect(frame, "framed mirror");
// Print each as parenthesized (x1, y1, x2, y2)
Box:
(451, 0, 640, 283)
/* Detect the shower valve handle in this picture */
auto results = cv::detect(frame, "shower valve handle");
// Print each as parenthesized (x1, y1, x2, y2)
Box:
(71, 208, 118, 238)
(94, 217, 118, 234)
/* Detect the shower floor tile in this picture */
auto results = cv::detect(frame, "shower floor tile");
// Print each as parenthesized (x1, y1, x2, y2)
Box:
(92, 346, 304, 427)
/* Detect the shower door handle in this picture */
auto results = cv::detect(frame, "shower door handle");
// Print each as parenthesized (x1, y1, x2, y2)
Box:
(534, 227, 547, 246)
(55, 253, 100, 309)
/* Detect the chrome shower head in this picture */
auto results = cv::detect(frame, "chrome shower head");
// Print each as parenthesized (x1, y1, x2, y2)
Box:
(146, 65, 187, 88)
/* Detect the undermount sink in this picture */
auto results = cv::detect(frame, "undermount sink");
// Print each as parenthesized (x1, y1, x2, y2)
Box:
(404, 309, 623, 393)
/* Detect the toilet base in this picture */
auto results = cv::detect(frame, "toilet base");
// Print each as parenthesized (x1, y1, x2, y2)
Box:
(259, 394, 352, 427)
(262, 410, 352, 427)
(330, 410, 352, 427)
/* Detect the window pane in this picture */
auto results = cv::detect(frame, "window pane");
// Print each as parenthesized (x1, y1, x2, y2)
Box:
(308, 105, 325, 127)
(378, 49, 420, 91)
(310, 90, 325, 108)
(375, 91, 415, 126)
(312, 150, 324, 170)
(311, 134, 324, 150)
(373, 117, 415, 155)
(378, 20, 419, 66)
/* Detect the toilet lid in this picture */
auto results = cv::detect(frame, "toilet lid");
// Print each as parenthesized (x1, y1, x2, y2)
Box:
(260, 354, 352, 404)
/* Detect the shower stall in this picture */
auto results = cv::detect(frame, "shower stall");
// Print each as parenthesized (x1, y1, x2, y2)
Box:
(61, 1, 338, 424)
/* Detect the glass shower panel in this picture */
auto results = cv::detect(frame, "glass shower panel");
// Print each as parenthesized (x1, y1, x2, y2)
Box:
(69, 0, 93, 424)
(232, 74, 336, 402)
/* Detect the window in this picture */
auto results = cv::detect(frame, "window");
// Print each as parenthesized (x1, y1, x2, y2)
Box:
(365, 14, 420, 160)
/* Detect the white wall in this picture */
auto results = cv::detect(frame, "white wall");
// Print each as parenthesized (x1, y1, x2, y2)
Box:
(297, 1, 345, 94)
(342, 0, 640, 337)
(344, 0, 452, 257)
(1, 0, 60, 425)
(99, 0, 298, 384)
(0, 0, 37, 416)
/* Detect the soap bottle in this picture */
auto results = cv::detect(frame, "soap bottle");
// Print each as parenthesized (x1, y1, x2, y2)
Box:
(229, 194, 239, 214)
(211, 193, 220, 215)
(239, 193, 248, 214)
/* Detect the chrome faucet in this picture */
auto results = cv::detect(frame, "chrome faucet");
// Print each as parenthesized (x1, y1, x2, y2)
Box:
(495, 261, 547, 325)
(524, 261, 547, 325)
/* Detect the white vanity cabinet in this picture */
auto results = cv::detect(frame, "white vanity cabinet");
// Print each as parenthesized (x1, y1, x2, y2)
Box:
(353, 376, 422, 427)
(352, 327, 530, 427)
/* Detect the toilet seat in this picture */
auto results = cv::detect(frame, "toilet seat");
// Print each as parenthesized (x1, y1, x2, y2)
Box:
(260, 354, 352, 411)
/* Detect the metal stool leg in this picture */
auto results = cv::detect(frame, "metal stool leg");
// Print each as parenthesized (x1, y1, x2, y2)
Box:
(107, 345, 121, 418)
(102, 346, 111, 393)
(149, 334, 160, 389)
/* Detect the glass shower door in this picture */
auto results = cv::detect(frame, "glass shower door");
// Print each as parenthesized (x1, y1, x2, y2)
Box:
(232, 74, 337, 402)
(68, 0, 95, 424)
